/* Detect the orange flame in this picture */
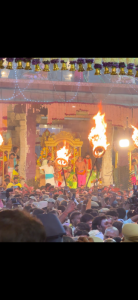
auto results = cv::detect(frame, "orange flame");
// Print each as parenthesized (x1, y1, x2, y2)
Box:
(0, 134, 3, 146)
(56, 146, 71, 166)
(88, 111, 110, 158)
(131, 125, 138, 147)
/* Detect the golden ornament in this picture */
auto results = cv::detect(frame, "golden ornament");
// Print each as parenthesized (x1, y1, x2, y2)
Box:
(94, 69, 101, 75)
(61, 63, 68, 70)
(17, 61, 24, 69)
(6, 62, 13, 70)
(86, 63, 93, 71)
(53, 63, 59, 71)
(43, 64, 50, 72)
(127, 69, 134, 76)
(119, 68, 126, 75)
(35, 64, 41, 72)
(0, 60, 4, 69)
(104, 67, 110, 74)
(111, 67, 118, 75)
(135, 70, 138, 77)
(78, 64, 85, 72)
(69, 64, 76, 71)
(25, 62, 32, 70)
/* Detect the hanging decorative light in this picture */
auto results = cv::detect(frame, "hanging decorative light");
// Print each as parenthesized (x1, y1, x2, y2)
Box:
(0, 58, 5, 69)
(127, 58, 134, 76)
(24, 58, 32, 70)
(51, 58, 59, 71)
(43, 58, 50, 72)
(102, 58, 110, 74)
(135, 58, 138, 77)
(15, 58, 24, 69)
(32, 58, 41, 71)
(85, 58, 94, 71)
(76, 58, 85, 72)
(60, 58, 68, 70)
(6, 58, 14, 70)
(69, 58, 77, 71)
(119, 58, 126, 75)
(110, 58, 119, 75)
(94, 58, 102, 75)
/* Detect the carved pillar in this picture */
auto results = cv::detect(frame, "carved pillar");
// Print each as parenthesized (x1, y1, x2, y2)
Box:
(101, 122, 114, 186)
(26, 111, 36, 181)
(19, 117, 27, 180)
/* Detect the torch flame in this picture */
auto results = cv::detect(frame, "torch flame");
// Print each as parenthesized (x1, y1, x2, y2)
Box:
(0, 134, 3, 146)
(88, 111, 110, 158)
(56, 146, 71, 166)
(131, 125, 138, 148)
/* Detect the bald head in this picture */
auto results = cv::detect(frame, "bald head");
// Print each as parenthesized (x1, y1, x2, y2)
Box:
(104, 226, 119, 240)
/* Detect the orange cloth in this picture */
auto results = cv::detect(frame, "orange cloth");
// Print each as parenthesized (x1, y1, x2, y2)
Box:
(84, 159, 92, 170)
(77, 170, 86, 175)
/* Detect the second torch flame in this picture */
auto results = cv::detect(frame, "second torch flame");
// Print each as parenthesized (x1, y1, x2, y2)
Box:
(88, 111, 110, 158)
(131, 125, 138, 148)
(56, 146, 71, 166)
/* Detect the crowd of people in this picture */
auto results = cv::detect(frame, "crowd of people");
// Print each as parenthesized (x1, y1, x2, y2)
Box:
(0, 181, 138, 242)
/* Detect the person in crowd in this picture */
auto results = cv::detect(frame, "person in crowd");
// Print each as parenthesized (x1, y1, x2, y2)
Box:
(7, 176, 22, 189)
(7, 153, 16, 180)
(47, 198, 55, 210)
(104, 226, 119, 240)
(74, 230, 89, 237)
(75, 156, 86, 188)
(69, 211, 82, 236)
(74, 222, 90, 234)
(84, 153, 92, 188)
(92, 215, 112, 239)
(38, 160, 55, 186)
(105, 209, 118, 221)
(0, 209, 46, 242)
(80, 213, 93, 231)
(13, 147, 20, 166)
(63, 225, 72, 237)
(112, 221, 123, 238)
(117, 208, 126, 222)
(66, 166, 77, 189)
(123, 200, 131, 220)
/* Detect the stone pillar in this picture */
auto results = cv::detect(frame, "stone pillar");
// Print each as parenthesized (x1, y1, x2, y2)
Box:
(101, 122, 114, 186)
(26, 112, 36, 181)
(19, 117, 27, 180)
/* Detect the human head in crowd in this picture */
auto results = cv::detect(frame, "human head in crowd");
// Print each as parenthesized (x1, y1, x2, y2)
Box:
(74, 222, 90, 234)
(74, 230, 89, 237)
(117, 208, 126, 220)
(104, 197, 110, 206)
(47, 198, 55, 209)
(23, 205, 34, 213)
(123, 200, 130, 211)
(32, 208, 44, 217)
(70, 211, 82, 227)
(112, 221, 123, 238)
(58, 205, 66, 213)
(104, 226, 119, 240)
(85, 209, 94, 216)
(104, 238, 116, 242)
(60, 200, 68, 207)
(80, 213, 93, 230)
(63, 225, 72, 237)
(113, 236, 122, 242)
(105, 209, 118, 221)
(92, 215, 112, 233)
(127, 210, 136, 219)
(122, 223, 138, 242)
(0, 210, 46, 242)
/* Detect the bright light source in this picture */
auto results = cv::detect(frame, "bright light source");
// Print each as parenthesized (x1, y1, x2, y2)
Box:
(72, 106, 76, 108)
(69, 74, 72, 77)
(119, 139, 129, 147)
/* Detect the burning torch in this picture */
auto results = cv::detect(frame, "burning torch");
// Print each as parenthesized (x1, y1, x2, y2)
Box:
(87, 111, 110, 187)
(55, 145, 71, 186)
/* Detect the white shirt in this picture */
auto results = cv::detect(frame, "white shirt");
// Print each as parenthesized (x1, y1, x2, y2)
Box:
(42, 159, 47, 166)
(40, 165, 54, 175)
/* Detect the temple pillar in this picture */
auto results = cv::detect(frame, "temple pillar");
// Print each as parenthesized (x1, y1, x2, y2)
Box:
(101, 122, 114, 186)
(19, 117, 27, 180)
(26, 111, 36, 181)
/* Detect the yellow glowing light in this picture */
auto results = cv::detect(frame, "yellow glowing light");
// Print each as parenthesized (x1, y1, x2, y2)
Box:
(119, 139, 129, 147)
(0, 134, 3, 146)
(131, 125, 138, 148)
